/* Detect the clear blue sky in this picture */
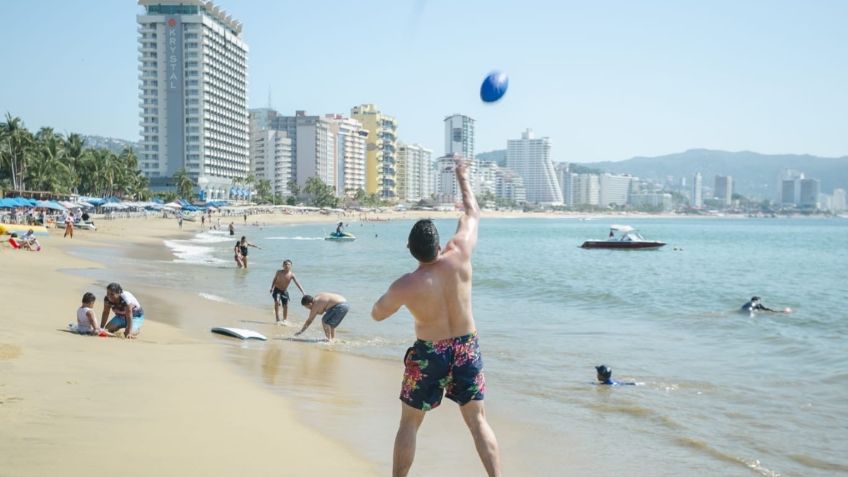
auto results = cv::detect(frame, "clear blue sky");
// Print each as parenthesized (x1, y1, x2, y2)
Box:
(1, 0, 846, 162)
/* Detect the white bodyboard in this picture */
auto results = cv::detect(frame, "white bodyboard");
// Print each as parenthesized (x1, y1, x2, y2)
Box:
(211, 327, 267, 341)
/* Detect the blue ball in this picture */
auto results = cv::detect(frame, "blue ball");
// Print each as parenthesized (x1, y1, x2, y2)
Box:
(480, 71, 509, 103)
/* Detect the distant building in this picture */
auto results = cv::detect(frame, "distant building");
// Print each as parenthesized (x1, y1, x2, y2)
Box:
(444, 114, 475, 158)
(714, 175, 733, 206)
(138, 0, 249, 200)
(351, 104, 398, 199)
(630, 192, 673, 211)
(781, 179, 798, 206)
(557, 166, 575, 207)
(599, 173, 632, 208)
(249, 127, 291, 198)
(832, 188, 846, 212)
(573, 173, 600, 206)
(494, 168, 526, 205)
(506, 129, 563, 205)
(397, 143, 433, 203)
(799, 178, 820, 209)
(777, 169, 804, 203)
(326, 114, 367, 196)
(692, 172, 703, 208)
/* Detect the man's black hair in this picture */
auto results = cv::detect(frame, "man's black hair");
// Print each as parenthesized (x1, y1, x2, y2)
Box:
(408, 219, 440, 263)
(301, 295, 314, 306)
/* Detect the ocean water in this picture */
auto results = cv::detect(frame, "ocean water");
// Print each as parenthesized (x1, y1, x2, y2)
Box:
(92, 217, 848, 476)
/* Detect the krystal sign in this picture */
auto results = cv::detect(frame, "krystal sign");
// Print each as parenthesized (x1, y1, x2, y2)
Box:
(165, 17, 184, 175)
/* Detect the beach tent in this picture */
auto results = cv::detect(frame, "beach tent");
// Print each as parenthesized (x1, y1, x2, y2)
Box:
(163, 201, 182, 210)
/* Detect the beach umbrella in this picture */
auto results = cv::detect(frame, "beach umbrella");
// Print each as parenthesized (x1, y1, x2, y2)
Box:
(35, 200, 67, 211)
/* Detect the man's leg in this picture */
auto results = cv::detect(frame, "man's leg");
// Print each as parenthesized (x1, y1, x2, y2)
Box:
(321, 322, 333, 341)
(282, 303, 288, 322)
(273, 299, 280, 322)
(459, 400, 501, 477)
(393, 403, 425, 477)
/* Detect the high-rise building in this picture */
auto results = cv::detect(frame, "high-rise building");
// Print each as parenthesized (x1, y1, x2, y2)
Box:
(714, 175, 733, 206)
(506, 129, 563, 205)
(444, 114, 475, 158)
(556, 164, 574, 207)
(249, 108, 291, 198)
(781, 179, 797, 206)
(832, 188, 846, 212)
(777, 169, 804, 203)
(692, 172, 703, 208)
(799, 178, 820, 209)
(249, 128, 291, 198)
(397, 143, 433, 203)
(351, 104, 398, 199)
(137, 0, 249, 200)
(599, 173, 632, 208)
(573, 174, 600, 206)
(325, 115, 367, 197)
(495, 168, 526, 205)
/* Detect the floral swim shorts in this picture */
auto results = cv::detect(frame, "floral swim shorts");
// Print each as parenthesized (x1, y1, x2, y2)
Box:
(400, 332, 486, 411)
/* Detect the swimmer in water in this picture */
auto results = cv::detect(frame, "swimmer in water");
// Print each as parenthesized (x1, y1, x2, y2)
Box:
(596, 365, 636, 386)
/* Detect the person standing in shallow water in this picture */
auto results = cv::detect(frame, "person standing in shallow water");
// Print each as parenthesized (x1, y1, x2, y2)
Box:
(235, 236, 260, 269)
(269, 259, 305, 323)
(371, 155, 501, 477)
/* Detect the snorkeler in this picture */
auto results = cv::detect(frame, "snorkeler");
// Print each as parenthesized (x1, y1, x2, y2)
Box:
(595, 365, 636, 386)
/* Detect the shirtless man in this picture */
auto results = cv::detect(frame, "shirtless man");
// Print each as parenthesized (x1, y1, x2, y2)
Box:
(371, 155, 501, 477)
(295, 292, 349, 341)
(269, 259, 305, 323)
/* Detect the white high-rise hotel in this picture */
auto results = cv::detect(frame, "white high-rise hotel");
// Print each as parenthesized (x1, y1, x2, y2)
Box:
(137, 0, 249, 200)
(507, 129, 563, 205)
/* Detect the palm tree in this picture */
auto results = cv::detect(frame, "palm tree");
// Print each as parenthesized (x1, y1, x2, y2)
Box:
(1, 113, 35, 191)
(63, 133, 87, 192)
(172, 168, 194, 199)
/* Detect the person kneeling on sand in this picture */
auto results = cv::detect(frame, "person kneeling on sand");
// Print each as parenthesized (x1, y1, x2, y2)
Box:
(71, 292, 112, 336)
(295, 293, 348, 341)
(101, 282, 145, 338)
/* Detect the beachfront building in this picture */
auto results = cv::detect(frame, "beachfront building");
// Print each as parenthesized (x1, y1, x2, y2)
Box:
(832, 188, 846, 212)
(137, 0, 249, 200)
(248, 126, 291, 198)
(506, 129, 562, 205)
(326, 115, 368, 197)
(714, 175, 733, 206)
(599, 173, 632, 208)
(777, 169, 804, 204)
(799, 178, 820, 210)
(397, 143, 433, 203)
(476, 160, 498, 197)
(692, 172, 703, 208)
(630, 192, 673, 211)
(494, 168, 526, 205)
(572, 173, 600, 207)
(351, 104, 398, 200)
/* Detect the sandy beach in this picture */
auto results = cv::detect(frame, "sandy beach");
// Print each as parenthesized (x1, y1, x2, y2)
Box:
(0, 215, 384, 476)
(1, 210, 562, 476)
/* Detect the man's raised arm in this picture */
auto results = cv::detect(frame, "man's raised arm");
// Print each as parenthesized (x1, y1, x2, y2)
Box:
(450, 155, 480, 254)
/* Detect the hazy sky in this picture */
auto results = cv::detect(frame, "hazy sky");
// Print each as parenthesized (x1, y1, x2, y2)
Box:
(1, 0, 846, 162)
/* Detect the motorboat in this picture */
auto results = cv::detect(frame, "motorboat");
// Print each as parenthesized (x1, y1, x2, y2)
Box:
(580, 225, 665, 250)
(325, 231, 356, 242)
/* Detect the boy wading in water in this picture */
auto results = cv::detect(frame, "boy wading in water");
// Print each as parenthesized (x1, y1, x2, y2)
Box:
(269, 259, 304, 324)
(371, 155, 501, 477)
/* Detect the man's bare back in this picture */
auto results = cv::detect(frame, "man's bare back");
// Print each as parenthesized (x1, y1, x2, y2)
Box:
(372, 156, 480, 341)
(390, 243, 475, 341)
